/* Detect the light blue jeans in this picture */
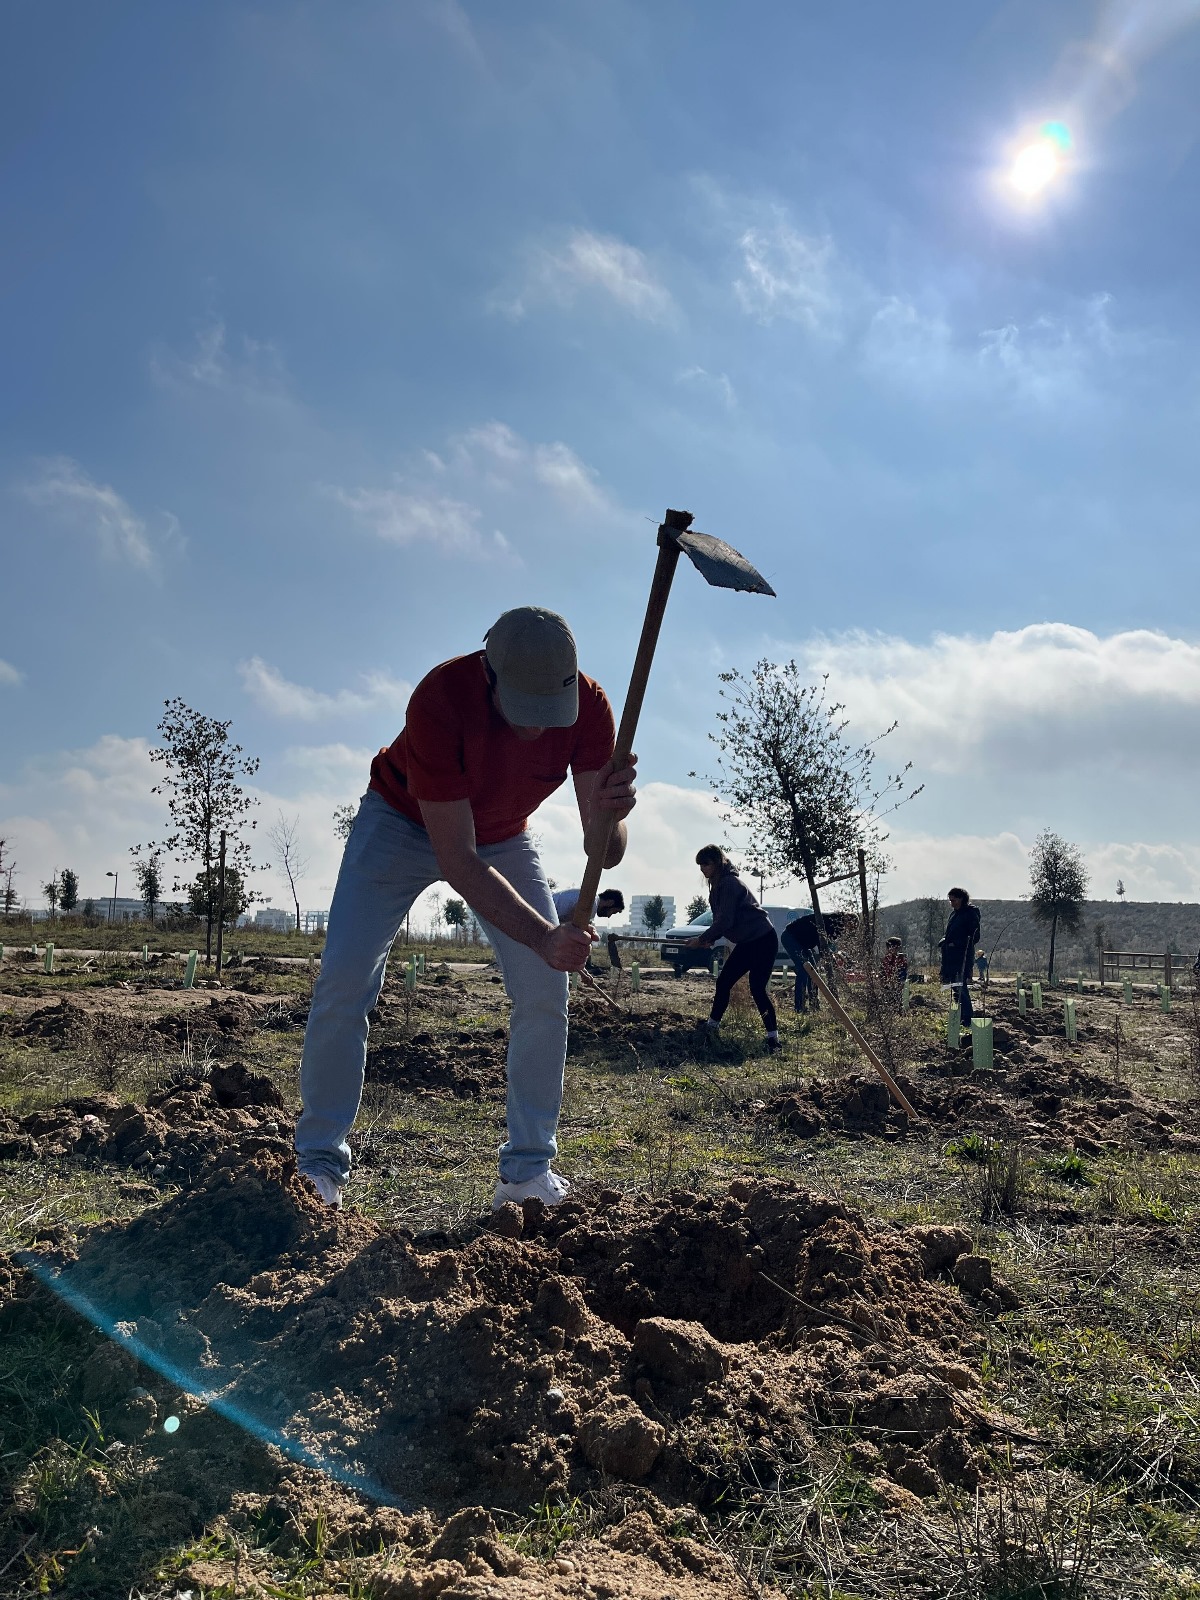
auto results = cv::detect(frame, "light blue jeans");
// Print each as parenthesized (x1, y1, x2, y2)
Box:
(295, 790, 568, 1186)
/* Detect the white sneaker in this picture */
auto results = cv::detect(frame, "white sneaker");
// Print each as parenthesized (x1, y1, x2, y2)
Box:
(492, 1170, 571, 1211)
(301, 1171, 343, 1210)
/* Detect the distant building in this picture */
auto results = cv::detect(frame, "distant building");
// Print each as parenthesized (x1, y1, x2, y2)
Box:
(630, 894, 676, 935)
(251, 907, 294, 932)
(28, 896, 184, 924)
(302, 909, 328, 933)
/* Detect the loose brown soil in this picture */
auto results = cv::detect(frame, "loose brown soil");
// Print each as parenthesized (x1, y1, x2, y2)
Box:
(2, 964, 1197, 1597)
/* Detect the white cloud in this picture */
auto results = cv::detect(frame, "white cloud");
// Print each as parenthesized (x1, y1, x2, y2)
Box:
(20, 457, 182, 573)
(457, 422, 608, 512)
(734, 219, 841, 332)
(0, 659, 22, 687)
(676, 366, 737, 408)
(150, 317, 291, 403)
(239, 658, 412, 721)
(327, 486, 510, 557)
(331, 420, 617, 559)
(796, 623, 1200, 778)
(0, 732, 369, 917)
(496, 229, 676, 324)
(712, 183, 1134, 413)
(883, 828, 1200, 905)
(0, 736, 173, 913)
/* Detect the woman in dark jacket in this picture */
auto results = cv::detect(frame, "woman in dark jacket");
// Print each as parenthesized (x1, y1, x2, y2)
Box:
(939, 886, 981, 1025)
(690, 845, 780, 1052)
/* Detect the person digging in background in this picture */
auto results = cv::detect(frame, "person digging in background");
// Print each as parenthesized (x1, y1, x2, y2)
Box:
(939, 886, 981, 1029)
(552, 886, 625, 972)
(688, 845, 781, 1053)
(779, 910, 857, 1013)
(294, 606, 636, 1213)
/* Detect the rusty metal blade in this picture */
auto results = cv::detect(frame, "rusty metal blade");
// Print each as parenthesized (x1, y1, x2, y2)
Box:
(675, 529, 775, 596)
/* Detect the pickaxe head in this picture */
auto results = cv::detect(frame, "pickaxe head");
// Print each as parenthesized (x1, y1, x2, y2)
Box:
(658, 508, 776, 597)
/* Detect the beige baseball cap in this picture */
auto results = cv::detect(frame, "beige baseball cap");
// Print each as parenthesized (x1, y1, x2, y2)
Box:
(484, 606, 579, 728)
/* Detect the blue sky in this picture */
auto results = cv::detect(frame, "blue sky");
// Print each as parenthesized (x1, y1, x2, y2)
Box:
(5, 0, 1200, 925)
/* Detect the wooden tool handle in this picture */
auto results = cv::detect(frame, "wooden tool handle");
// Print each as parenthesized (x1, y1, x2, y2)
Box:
(571, 531, 683, 929)
(804, 962, 918, 1120)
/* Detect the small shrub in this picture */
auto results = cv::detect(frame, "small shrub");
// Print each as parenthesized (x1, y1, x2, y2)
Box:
(957, 1139, 1027, 1222)
(948, 1132, 991, 1164)
(1038, 1152, 1096, 1187)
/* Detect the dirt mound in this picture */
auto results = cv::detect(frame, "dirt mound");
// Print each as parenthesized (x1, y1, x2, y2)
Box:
(758, 1072, 905, 1140)
(19, 1156, 1016, 1533)
(756, 1050, 1196, 1155)
(567, 1006, 705, 1067)
(151, 994, 260, 1051)
(368, 1029, 508, 1097)
(0, 1062, 288, 1180)
(911, 1054, 1196, 1153)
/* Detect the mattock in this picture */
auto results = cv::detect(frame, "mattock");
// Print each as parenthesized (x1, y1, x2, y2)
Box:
(571, 508, 775, 939)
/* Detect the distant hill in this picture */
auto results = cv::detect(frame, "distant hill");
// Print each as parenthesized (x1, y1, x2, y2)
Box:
(877, 898, 1200, 976)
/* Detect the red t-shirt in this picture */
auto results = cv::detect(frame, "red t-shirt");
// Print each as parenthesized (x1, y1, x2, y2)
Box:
(369, 652, 616, 846)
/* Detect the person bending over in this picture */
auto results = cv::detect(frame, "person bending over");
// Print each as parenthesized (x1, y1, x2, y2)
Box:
(780, 910, 856, 1012)
(294, 607, 636, 1213)
(552, 886, 625, 972)
(689, 845, 780, 1053)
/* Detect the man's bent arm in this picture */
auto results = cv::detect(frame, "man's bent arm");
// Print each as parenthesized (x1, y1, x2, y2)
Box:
(574, 756, 636, 868)
(419, 798, 589, 970)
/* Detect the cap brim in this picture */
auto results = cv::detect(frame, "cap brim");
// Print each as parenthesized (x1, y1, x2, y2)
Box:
(495, 680, 579, 729)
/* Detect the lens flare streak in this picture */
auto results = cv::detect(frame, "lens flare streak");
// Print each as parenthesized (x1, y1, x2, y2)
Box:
(17, 1250, 408, 1509)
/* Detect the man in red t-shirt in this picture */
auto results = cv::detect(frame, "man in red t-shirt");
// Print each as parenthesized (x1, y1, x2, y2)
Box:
(295, 607, 636, 1213)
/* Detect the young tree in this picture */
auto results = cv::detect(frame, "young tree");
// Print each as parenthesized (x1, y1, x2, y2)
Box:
(144, 699, 260, 962)
(443, 897, 468, 934)
(0, 839, 13, 919)
(187, 865, 250, 928)
(268, 812, 309, 934)
(132, 850, 163, 923)
(1116, 878, 1126, 901)
(641, 894, 668, 933)
(81, 898, 96, 921)
(1029, 830, 1089, 983)
(58, 868, 79, 914)
(705, 663, 920, 951)
(42, 872, 60, 920)
(333, 804, 356, 842)
(686, 895, 709, 923)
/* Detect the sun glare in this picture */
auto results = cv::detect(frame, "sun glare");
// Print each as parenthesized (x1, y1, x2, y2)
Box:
(1011, 140, 1060, 194)
(1005, 120, 1072, 201)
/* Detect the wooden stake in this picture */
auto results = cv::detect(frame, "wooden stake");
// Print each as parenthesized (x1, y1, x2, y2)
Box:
(803, 962, 917, 1119)
(215, 830, 227, 981)
(856, 847, 871, 946)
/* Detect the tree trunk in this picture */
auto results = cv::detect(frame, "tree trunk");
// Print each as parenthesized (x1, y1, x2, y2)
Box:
(203, 826, 214, 964)
(293, 892, 301, 934)
(1048, 913, 1058, 984)
(800, 855, 838, 990)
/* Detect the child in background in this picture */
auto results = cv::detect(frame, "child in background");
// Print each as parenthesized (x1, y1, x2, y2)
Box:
(881, 936, 908, 999)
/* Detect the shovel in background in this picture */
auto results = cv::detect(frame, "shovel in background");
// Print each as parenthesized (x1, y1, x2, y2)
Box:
(571, 509, 775, 938)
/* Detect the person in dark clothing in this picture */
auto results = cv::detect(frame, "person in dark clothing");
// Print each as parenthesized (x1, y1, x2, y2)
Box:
(689, 845, 781, 1052)
(779, 911, 856, 1012)
(939, 886, 981, 1027)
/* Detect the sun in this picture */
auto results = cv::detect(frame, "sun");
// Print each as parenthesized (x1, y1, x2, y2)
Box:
(1006, 120, 1073, 200)
(1010, 139, 1061, 194)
